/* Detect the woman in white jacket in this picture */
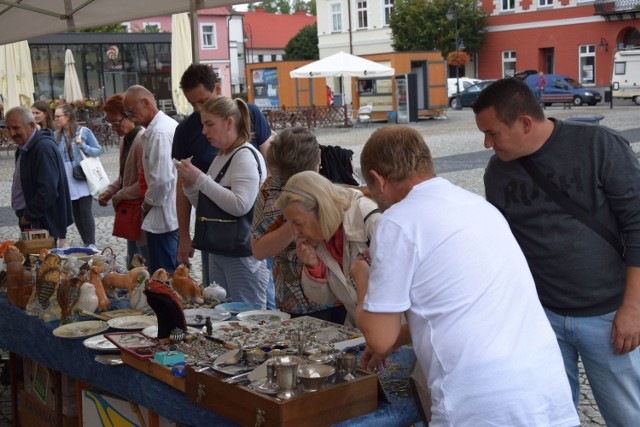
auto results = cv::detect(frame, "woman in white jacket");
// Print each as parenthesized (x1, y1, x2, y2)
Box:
(175, 96, 269, 308)
(276, 171, 379, 325)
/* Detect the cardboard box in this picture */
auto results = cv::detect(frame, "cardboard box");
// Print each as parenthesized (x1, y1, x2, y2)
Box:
(186, 366, 378, 427)
(82, 388, 176, 427)
(15, 236, 55, 256)
(18, 389, 78, 427)
(22, 358, 77, 416)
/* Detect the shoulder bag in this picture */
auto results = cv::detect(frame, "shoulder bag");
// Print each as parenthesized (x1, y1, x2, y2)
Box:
(519, 156, 624, 256)
(112, 198, 144, 241)
(72, 127, 87, 180)
(192, 146, 262, 257)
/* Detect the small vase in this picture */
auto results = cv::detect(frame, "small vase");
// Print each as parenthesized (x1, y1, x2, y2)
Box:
(130, 282, 149, 311)
(202, 283, 227, 301)
(77, 282, 99, 313)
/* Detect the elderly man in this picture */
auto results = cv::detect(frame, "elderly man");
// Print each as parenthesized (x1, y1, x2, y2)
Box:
(352, 126, 578, 426)
(7, 107, 72, 242)
(98, 93, 148, 268)
(474, 77, 640, 425)
(123, 85, 178, 274)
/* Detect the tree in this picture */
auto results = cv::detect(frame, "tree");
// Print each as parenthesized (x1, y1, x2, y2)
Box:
(76, 23, 127, 33)
(390, 0, 487, 57)
(247, 0, 316, 15)
(284, 23, 319, 60)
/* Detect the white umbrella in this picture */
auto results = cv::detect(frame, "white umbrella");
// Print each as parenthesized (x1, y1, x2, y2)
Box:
(171, 13, 193, 116)
(289, 51, 395, 79)
(0, 1, 246, 46)
(63, 48, 84, 103)
(290, 51, 395, 106)
(0, 40, 35, 109)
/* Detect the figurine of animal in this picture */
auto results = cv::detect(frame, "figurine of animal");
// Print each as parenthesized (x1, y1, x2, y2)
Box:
(171, 264, 204, 304)
(131, 254, 146, 268)
(89, 265, 110, 311)
(102, 266, 149, 301)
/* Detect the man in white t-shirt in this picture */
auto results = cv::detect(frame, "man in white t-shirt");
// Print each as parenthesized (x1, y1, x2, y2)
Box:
(352, 126, 579, 427)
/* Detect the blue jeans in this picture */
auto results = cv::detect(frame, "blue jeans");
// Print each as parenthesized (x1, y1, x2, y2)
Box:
(265, 258, 276, 310)
(146, 230, 178, 275)
(544, 308, 640, 427)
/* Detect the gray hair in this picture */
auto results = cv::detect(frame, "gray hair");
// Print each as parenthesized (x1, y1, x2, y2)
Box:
(6, 106, 36, 127)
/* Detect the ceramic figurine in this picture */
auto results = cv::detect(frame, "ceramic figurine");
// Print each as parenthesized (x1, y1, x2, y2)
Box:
(57, 277, 81, 324)
(204, 316, 213, 336)
(202, 282, 227, 302)
(102, 266, 150, 301)
(89, 266, 110, 310)
(130, 280, 149, 311)
(171, 264, 204, 304)
(76, 282, 99, 313)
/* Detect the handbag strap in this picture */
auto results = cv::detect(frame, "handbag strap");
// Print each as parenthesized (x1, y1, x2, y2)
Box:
(213, 146, 262, 183)
(519, 157, 624, 256)
(77, 127, 87, 161)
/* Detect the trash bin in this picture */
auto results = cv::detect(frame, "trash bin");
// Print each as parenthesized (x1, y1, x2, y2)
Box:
(566, 114, 605, 125)
(387, 111, 397, 123)
(604, 90, 612, 103)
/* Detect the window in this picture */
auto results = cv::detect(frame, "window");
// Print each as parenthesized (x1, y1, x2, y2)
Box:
(200, 24, 217, 49)
(502, 0, 515, 11)
(579, 44, 595, 85)
(614, 62, 626, 75)
(502, 51, 516, 77)
(142, 22, 161, 32)
(538, 0, 552, 6)
(121, 22, 130, 33)
(331, 3, 342, 32)
(384, 0, 394, 26)
(357, 1, 368, 29)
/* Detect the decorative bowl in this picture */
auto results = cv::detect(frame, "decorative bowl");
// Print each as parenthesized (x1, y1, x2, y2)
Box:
(297, 363, 335, 392)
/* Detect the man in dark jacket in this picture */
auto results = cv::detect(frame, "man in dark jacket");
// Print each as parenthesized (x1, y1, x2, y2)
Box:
(7, 107, 72, 241)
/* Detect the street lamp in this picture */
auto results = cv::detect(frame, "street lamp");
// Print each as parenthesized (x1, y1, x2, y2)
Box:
(446, 4, 463, 110)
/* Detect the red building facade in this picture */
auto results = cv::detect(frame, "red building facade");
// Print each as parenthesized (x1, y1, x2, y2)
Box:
(477, 0, 640, 87)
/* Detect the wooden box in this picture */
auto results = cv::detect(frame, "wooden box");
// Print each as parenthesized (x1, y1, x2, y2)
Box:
(121, 351, 185, 392)
(185, 366, 378, 427)
(15, 237, 55, 256)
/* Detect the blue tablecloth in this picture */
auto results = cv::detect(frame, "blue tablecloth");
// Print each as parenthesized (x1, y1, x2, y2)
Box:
(0, 294, 420, 426)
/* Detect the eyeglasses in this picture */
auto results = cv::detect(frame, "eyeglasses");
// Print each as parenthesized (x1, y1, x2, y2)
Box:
(124, 99, 141, 118)
(54, 115, 66, 120)
(107, 118, 124, 127)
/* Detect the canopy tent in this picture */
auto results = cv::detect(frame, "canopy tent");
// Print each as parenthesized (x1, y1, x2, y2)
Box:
(0, 0, 245, 60)
(171, 13, 193, 116)
(63, 48, 84, 103)
(290, 51, 396, 79)
(0, 40, 35, 110)
(290, 51, 395, 105)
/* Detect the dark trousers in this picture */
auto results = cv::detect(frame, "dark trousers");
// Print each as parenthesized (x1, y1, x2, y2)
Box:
(72, 195, 95, 245)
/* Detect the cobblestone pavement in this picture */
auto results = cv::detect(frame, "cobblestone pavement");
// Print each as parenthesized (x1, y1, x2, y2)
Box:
(3, 102, 638, 425)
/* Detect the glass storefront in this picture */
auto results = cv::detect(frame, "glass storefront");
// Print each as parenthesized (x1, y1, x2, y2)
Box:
(28, 32, 172, 104)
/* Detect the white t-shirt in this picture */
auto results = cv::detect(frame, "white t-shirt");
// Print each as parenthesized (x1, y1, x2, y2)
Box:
(364, 177, 578, 427)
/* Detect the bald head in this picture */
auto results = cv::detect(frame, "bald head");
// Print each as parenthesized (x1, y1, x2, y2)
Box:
(123, 85, 158, 126)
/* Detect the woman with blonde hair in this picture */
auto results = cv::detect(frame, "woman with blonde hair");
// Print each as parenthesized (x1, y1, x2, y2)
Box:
(252, 128, 347, 321)
(31, 101, 55, 131)
(276, 170, 379, 325)
(175, 97, 269, 307)
(54, 103, 102, 249)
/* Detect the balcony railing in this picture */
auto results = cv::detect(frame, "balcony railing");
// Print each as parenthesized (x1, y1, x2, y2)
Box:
(594, 0, 640, 15)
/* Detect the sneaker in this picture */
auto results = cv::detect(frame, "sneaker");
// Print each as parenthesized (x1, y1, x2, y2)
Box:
(57, 238, 69, 249)
(85, 244, 98, 252)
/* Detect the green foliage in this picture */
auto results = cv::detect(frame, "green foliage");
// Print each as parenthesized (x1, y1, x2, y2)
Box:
(390, 0, 487, 56)
(284, 23, 319, 60)
(247, 0, 316, 15)
(76, 24, 127, 33)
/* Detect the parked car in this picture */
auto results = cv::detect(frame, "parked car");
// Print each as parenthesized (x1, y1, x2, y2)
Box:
(448, 80, 496, 109)
(523, 73, 602, 106)
(447, 77, 481, 98)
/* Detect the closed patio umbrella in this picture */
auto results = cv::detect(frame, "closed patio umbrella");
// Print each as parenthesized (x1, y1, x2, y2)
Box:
(171, 13, 193, 116)
(0, 40, 35, 110)
(63, 48, 84, 103)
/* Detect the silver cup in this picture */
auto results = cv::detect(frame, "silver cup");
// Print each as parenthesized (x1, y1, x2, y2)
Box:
(272, 355, 302, 400)
(337, 353, 356, 381)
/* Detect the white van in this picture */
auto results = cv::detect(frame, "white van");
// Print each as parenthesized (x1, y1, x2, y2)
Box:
(611, 48, 640, 105)
(447, 77, 481, 97)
